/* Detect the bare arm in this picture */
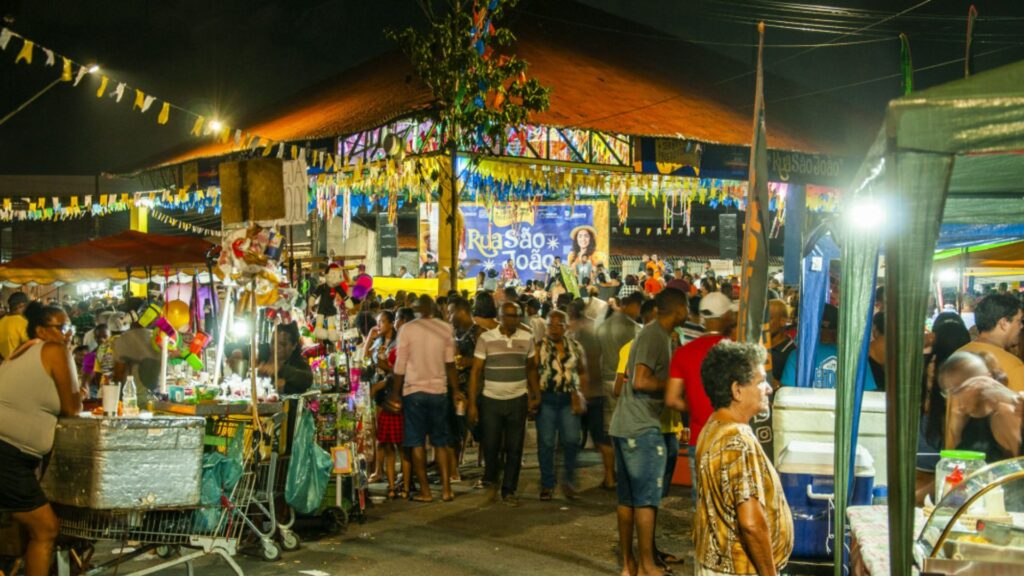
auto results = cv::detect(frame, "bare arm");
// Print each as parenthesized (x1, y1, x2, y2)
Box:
(446, 362, 463, 403)
(44, 342, 82, 417)
(526, 355, 541, 403)
(737, 497, 779, 576)
(613, 373, 625, 398)
(468, 357, 484, 424)
(576, 353, 588, 394)
(665, 376, 688, 412)
(632, 363, 666, 394)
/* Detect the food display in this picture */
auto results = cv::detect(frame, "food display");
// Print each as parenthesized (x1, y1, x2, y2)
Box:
(916, 456, 1024, 572)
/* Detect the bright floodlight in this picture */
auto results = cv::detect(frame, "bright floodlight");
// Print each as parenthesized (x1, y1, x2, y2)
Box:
(208, 120, 223, 132)
(848, 199, 886, 230)
(938, 269, 958, 283)
(87, 64, 100, 73)
(231, 319, 249, 338)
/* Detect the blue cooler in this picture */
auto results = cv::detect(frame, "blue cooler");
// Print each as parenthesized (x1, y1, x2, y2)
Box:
(777, 441, 875, 559)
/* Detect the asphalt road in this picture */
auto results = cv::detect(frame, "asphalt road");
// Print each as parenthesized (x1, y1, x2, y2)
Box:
(78, 444, 697, 576)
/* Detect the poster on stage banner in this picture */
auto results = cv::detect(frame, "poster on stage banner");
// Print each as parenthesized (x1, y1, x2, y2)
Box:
(419, 202, 609, 281)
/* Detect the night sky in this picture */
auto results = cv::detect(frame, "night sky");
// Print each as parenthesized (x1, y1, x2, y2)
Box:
(1, 0, 1022, 176)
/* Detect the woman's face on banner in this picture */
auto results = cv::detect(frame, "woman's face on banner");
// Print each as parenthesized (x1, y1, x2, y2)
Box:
(577, 230, 591, 250)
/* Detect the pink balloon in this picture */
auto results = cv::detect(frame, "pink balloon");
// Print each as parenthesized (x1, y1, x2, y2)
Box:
(356, 274, 373, 290)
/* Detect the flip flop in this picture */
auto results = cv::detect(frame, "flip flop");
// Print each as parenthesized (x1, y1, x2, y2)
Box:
(411, 495, 434, 503)
(657, 550, 683, 565)
(442, 494, 455, 502)
(539, 488, 553, 501)
(387, 489, 397, 500)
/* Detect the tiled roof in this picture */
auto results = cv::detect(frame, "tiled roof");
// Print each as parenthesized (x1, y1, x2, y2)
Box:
(152, 2, 865, 168)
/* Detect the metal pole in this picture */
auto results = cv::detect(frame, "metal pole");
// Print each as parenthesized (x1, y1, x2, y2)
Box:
(450, 146, 459, 293)
(0, 77, 63, 127)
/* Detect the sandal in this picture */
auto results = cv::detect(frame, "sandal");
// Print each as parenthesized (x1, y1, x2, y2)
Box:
(387, 488, 397, 500)
(539, 488, 553, 501)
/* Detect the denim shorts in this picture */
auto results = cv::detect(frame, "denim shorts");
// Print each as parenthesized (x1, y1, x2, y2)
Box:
(402, 392, 450, 448)
(613, 428, 667, 508)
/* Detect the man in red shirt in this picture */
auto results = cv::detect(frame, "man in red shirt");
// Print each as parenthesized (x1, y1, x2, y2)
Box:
(665, 291, 737, 507)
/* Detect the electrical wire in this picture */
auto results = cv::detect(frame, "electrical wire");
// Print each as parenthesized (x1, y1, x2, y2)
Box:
(519, 9, 898, 48)
(713, 0, 937, 85)
(767, 43, 1024, 104)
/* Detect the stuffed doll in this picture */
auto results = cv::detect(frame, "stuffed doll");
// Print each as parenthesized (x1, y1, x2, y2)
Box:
(312, 263, 348, 341)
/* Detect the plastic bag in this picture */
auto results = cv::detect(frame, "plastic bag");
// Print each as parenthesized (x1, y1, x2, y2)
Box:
(285, 408, 333, 514)
(193, 424, 245, 531)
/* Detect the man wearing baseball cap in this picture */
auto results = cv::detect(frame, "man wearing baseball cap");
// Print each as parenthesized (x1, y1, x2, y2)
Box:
(664, 291, 738, 507)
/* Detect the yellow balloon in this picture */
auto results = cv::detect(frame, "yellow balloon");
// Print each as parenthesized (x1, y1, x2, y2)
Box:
(165, 300, 191, 332)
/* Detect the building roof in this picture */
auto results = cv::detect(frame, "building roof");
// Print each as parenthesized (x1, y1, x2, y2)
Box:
(153, 1, 867, 169)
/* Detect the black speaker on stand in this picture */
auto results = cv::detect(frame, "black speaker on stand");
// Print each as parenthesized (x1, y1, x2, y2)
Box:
(719, 213, 738, 259)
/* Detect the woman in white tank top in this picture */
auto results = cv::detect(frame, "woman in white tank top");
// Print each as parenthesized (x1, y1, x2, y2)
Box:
(0, 301, 81, 576)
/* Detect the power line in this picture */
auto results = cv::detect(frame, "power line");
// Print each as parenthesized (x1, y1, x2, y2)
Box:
(519, 9, 898, 48)
(714, 0, 937, 86)
(767, 43, 1024, 104)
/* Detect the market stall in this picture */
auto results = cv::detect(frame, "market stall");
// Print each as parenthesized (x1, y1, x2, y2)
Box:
(842, 59, 1024, 575)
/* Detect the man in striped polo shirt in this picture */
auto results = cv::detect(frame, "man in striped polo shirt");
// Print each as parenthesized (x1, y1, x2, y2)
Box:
(468, 301, 540, 506)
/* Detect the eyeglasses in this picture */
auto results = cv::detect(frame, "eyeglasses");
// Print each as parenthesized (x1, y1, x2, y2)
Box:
(45, 323, 74, 334)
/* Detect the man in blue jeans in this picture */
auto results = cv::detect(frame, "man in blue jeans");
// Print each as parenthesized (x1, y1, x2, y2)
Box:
(610, 288, 688, 576)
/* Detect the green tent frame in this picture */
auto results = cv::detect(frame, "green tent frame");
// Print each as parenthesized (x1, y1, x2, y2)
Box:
(842, 60, 1024, 576)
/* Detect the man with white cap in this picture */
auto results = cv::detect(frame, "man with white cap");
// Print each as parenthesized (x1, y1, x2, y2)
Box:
(664, 291, 738, 505)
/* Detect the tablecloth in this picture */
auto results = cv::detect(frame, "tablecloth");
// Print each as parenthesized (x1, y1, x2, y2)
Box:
(847, 505, 926, 576)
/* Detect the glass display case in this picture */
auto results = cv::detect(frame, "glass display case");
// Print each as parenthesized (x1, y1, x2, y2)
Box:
(916, 456, 1024, 575)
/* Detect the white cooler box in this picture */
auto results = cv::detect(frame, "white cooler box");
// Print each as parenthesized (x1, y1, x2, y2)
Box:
(772, 387, 888, 485)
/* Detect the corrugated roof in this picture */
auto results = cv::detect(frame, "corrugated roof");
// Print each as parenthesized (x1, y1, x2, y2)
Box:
(153, 2, 865, 169)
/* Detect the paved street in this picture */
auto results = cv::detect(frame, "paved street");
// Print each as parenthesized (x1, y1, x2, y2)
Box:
(85, 446, 696, 576)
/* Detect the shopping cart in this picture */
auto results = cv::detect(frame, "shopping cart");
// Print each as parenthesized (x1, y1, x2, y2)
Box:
(53, 409, 290, 575)
(204, 409, 296, 561)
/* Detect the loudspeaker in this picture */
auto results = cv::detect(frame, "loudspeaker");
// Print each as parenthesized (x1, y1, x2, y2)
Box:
(719, 213, 738, 259)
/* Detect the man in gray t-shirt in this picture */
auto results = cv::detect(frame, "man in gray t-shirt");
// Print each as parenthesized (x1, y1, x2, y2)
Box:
(609, 288, 688, 576)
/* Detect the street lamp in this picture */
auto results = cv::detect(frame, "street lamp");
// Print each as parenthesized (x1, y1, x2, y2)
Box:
(0, 63, 100, 127)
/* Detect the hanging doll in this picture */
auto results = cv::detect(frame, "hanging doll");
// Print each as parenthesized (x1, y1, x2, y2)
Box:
(312, 263, 349, 341)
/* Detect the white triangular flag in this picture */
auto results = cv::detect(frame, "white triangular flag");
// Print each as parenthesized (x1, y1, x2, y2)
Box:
(140, 95, 156, 113)
(42, 48, 55, 66)
(110, 83, 126, 102)
(0, 28, 12, 50)
(233, 129, 242, 145)
(73, 65, 89, 86)
(276, 143, 284, 159)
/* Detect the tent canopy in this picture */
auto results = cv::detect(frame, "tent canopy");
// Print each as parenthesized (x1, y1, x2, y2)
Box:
(934, 240, 1024, 277)
(845, 59, 1024, 574)
(0, 230, 216, 285)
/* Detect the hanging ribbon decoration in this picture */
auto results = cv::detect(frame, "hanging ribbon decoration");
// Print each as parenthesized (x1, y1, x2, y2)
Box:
(899, 33, 913, 96)
(964, 5, 978, 78)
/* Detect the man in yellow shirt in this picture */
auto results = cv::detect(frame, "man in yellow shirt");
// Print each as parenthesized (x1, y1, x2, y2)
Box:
(958, 293, 1024, 392)
(0, 292, 31, 360)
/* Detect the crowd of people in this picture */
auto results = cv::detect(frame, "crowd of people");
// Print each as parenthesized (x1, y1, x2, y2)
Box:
(2, 264, 1023, 576)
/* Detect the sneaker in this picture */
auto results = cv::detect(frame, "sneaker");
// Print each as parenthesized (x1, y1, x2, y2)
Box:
(502, 493, 520, 507)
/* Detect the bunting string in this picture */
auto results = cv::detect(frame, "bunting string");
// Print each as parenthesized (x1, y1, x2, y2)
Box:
(0, 26, 343, 170)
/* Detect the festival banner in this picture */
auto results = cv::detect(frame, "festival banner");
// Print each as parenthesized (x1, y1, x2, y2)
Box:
(420, 201, 609, 281)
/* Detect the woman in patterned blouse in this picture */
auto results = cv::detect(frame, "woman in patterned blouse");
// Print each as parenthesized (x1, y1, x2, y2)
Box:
(694, 341, 793, 576)
(535, 310, 588, 501)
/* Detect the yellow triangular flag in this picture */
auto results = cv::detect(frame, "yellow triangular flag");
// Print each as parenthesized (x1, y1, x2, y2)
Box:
(324, 154, 335, 172)
(262, 141, 274, 157)
(133, 89, 145, 111)
(71, 197, 79, 208)
(15, 39, 33, 64)
(190, 116, 205, 136)
(61, 57, 72, 81)
(290, 145, 298, 160)
(120, 193, 129, 205)
(157, 102, 170, 125)
(96, 75, 109, 98)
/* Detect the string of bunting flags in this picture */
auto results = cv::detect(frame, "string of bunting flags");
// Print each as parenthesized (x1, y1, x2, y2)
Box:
(149, 209, 222, 237)
(0, 27, 344, 170)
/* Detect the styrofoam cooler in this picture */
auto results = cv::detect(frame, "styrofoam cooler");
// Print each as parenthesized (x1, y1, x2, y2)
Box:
(778, 441, 875, 559)
(772, 387, 888, 484)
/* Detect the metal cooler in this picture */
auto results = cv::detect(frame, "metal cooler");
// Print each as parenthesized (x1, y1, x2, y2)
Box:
(41, 416, 205, 510)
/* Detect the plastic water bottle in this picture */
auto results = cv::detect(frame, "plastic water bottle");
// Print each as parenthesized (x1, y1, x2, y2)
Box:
(122, 376, 140, 417)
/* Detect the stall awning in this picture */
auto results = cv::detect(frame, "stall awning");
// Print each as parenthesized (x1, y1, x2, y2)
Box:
(0, 230, 216, 285)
